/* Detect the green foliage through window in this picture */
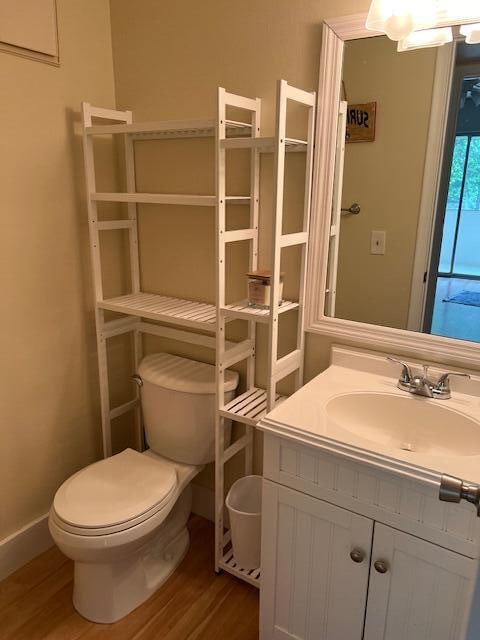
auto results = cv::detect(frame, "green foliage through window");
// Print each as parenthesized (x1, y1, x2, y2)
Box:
(447, 136, 480, 212)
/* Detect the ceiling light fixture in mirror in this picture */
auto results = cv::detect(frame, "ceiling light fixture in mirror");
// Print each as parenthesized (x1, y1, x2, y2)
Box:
(461, 23, 480, 44)
(367, 0, 480, 49)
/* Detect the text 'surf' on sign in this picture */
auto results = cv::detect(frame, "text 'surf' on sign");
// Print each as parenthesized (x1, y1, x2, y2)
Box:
(346, 102, 376, 143)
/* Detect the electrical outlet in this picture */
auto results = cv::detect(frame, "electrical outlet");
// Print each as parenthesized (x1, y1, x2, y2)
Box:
(370, 230, 386, 255)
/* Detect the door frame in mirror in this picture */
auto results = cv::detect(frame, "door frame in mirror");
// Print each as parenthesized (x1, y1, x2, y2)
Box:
(306, 13, 480, 368)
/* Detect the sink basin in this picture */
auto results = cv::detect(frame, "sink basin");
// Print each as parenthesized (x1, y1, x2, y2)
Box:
(326, 392, 480, 457)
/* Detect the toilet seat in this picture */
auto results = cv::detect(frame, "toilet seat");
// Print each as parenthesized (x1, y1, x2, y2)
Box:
(53, 449, 178, 536)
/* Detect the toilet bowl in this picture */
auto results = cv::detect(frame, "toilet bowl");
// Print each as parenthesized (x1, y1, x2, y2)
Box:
(49, 353, 238, 623)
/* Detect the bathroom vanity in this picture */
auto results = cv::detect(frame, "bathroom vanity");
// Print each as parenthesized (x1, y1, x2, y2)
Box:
(258, 347, 480, 640)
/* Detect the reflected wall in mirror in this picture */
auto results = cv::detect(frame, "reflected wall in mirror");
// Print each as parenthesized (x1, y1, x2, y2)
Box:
(325, 34, 480, 344)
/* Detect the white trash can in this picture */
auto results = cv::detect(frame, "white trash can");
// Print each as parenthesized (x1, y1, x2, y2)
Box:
(226, 475, 262, 570)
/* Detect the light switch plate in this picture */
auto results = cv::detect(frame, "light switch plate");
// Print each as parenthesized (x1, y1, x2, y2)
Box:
(370, 230, 386, 255)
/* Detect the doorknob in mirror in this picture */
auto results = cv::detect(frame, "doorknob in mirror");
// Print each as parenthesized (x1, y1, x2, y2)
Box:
(341, 202, 361, 215)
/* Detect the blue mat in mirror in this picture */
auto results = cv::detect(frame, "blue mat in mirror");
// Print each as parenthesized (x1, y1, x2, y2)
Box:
(443, 291, 480, 307)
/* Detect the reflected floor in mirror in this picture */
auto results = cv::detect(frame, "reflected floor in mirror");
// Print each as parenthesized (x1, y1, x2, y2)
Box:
(0, 515, 259, 640)
(431, 277, 480, 342)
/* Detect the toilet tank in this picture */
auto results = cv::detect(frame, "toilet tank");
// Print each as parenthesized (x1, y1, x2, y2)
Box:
(137, 353, 239, 466)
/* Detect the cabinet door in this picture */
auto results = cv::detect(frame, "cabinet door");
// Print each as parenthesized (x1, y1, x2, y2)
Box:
(260, 480, 373, 640)
(364, 523, 477, 640)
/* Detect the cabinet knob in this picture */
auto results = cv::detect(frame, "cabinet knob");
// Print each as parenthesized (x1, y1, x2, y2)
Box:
(350, 549, 365, 563)
(374, 560, 389, 574)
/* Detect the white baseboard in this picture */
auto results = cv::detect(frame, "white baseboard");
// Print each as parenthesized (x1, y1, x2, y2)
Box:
(0, 488, 214, 583)
(191, 483, 215, 522)
(0, 513, 53, 581)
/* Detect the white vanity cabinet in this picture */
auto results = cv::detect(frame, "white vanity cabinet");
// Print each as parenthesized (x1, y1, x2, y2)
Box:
(363, 524, 475, 640)
(261, 480, 372, 639)
(260, 434, 480, 640)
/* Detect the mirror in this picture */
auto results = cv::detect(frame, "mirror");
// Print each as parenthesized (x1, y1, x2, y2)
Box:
(325, 33, 480, 344)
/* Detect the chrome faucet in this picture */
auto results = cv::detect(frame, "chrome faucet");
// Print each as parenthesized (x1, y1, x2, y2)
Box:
(410, 365, 434, 398)
(387, 356, 470, 400)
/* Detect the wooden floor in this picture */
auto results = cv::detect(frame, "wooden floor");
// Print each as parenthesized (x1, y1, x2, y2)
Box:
(0, 516, 259, 640)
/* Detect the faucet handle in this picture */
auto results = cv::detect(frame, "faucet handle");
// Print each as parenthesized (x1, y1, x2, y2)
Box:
(435, 371, 471, 393)
(386, 356, 412, 383)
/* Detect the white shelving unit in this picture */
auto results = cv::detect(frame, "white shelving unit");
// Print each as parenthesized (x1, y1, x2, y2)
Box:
(214, 80, 316, 587)
(81, 105, 253, 457)
(81, 80, 315, 588)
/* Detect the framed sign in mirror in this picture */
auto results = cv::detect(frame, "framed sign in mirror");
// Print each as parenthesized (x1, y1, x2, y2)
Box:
(306, 13, 480, 367)
(346, 102, 376, 143)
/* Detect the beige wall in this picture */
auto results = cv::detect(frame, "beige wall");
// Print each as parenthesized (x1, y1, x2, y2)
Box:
(108, 0, 371, 491)
(336, 37, 436, 329)
(1, 0, 475, 543)
(0, 0, 117, 540)
(108, 3, 480, 497)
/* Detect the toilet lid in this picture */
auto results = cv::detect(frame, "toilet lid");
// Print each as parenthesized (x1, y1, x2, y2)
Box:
(53, 449, 177, 531)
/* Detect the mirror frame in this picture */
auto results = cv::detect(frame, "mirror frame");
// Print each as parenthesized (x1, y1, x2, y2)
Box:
(306, 12, 480, 367)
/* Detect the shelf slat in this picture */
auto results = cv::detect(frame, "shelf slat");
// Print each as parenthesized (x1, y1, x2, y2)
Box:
(98, 292, 217, 331)
(87, 118, 215, 136)
(221, 136, 308, 152)
(274, 349, 302, 382)
(86, 118, 252, 139)
(221, 530, 260, 587)
(91, 193, 250, 206)
(223, 228, 256, 243)
(86, 115, 303, 151)
(110, 398, 138, 420)
(223, 435, 249, 463)
(222, 339, 255, 369)
(221, 550, 260, 588)
(280, 231, 308, 247)
(284, 137, 308, 147)
(225, 119, 253, 131)
(92, 192, 215, 206)
(221, 299, 299, 322)
(220, 387, 285, 426)
(96, 219, 135, 230)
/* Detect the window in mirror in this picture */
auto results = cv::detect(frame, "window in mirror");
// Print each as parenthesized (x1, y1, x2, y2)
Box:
(425, 67, 480, 341)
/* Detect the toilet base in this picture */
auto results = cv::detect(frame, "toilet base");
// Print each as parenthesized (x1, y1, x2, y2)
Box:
(72, 488, 191, 623)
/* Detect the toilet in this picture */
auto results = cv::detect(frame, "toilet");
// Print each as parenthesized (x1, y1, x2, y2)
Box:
(49, 353, 238, 623)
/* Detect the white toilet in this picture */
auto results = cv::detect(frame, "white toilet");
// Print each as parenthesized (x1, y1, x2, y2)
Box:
(49, 352, 238, 623)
